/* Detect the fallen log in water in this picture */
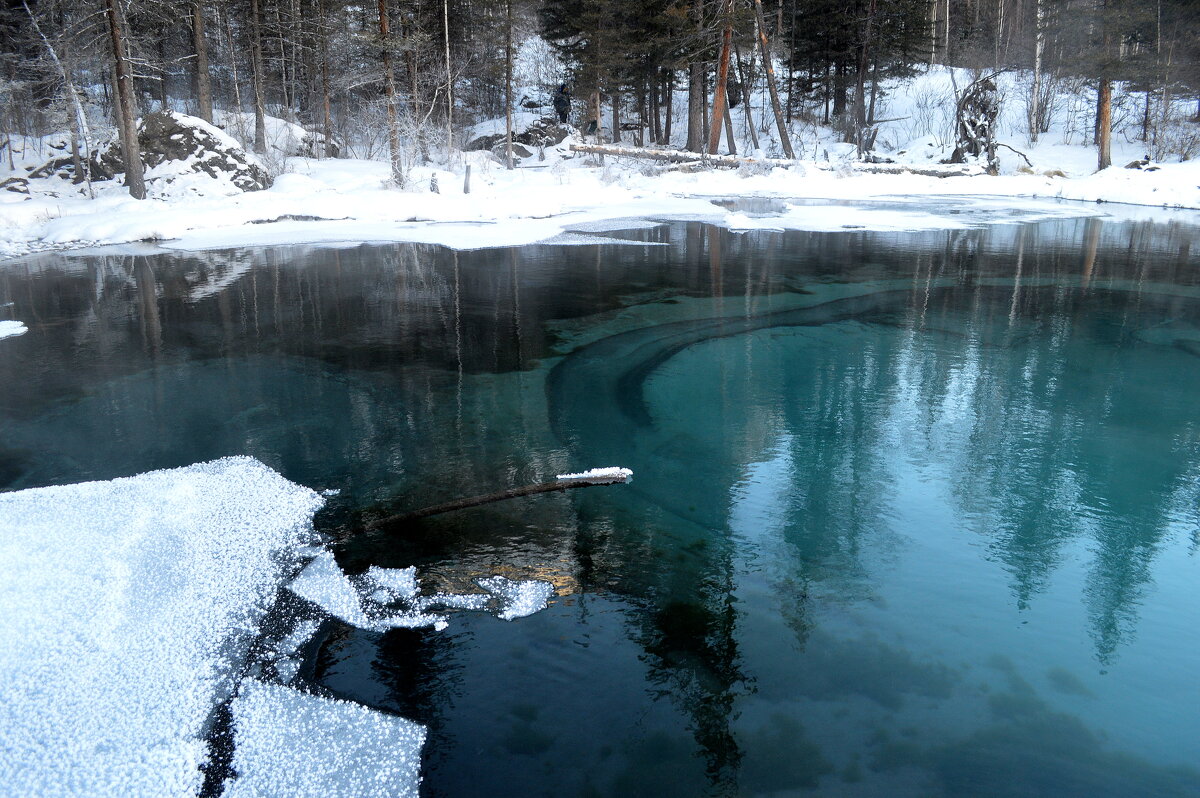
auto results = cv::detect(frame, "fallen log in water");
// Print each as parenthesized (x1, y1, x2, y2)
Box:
(366, 467, 633, 528)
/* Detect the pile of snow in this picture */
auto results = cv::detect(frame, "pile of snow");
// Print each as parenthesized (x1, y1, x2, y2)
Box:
(226, 679, 424, 798)
(0, 320, 27, 339)
(0, 457, 323, 795)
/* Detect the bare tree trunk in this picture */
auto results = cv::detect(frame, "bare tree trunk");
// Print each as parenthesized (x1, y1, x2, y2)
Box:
(723, 103, 736, 154)
(443, 0, 453, 164)
(24, 1, 94, 197)
(105, 0, 145, 199)
(734, 46, 760, 151)
(612, 90, 621, 143)
(192, 0, 213, 122)
(249, 0, 267, 153)
(1030, 0, 1044, 143)
(663, 70, 673, 144)
(687, 62, 705, 151)
(1097, 78, 1112, 170)
(504, 0, 514, 168)
(319, 0, 335, 157)
(707, 0, 734, 154)
(752, 0, 794, 158)
(378, 0, 404, 184)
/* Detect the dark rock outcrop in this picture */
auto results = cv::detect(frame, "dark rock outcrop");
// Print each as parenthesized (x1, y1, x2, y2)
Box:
(464, 116, 572, 154)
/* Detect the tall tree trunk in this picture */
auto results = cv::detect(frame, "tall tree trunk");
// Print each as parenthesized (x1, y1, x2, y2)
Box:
(663, 70, 673, 144)
(612, 90, 621, 143)
(687, 62, 705, 152)
(1096, 78, 1112, 170)
(105, 0, 145, 199)
(752, 0, 794, 158)
(504, 0, 513, 168)
(1030, 0, 1044, 143)
(378, 0, 404, 184)
(707, 0, 734, 154)
(319, 0, 335, 157)
(443, 0, 453, 163)
(250, 0, 267, 153)
(734, 47, 760, 151)
(192, 0, 214, 122)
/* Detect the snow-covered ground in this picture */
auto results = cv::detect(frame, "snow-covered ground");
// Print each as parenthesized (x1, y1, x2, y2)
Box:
(1, 66, 1197, 260)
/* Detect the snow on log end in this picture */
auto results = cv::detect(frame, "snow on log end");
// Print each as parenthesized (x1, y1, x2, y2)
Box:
(0, 320, 28, 339)
(555, 466, 633, 484)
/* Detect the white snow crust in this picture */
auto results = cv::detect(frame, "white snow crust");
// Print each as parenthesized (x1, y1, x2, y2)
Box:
(0, 319, 27, 338)
(475, 576, 555, 621)
(0, 456, 323, 796)
(288, 552, 554, 630)
(225, 679, 425, 798)
(556, 466, 634, 482)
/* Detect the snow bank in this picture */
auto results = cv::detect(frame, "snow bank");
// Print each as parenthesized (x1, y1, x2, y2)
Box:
(225, 679, 425, 798)
(0, 456, 323, 795)
(0, 320, 27, 339)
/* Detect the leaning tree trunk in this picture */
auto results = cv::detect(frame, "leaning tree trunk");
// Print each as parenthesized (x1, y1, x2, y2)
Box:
(192, 0, 213, 123)
(707, 0, 734, 155)
(105, 0, 145, 199)
(752, 0, 794, 158)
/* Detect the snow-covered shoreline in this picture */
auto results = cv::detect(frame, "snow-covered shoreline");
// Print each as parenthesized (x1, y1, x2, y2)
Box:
(3, 151, 1198, 261)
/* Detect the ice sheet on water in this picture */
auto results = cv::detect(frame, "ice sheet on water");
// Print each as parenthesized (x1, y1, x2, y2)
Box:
(287, 552, 554, 630)
(224, 678, 425, 798)
(288, 551, 375, 628)
(0, 456, 324, 795)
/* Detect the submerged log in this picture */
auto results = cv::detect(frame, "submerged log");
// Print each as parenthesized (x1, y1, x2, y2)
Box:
(367, 467, 632, 529)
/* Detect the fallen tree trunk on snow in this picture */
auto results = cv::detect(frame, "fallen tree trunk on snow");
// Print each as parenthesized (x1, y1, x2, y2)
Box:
(570, 144, 988, 178)
(366, 467, 633, 528)
(569, 143, 795, 168)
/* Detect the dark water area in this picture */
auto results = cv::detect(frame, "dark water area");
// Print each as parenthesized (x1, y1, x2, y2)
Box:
(2, 210, 1199, 796)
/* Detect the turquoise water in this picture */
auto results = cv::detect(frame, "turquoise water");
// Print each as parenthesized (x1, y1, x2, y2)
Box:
(1, 212, 1198, 796)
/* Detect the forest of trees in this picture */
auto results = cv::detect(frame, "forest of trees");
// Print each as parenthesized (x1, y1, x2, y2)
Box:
(1, 0, 1198, 197)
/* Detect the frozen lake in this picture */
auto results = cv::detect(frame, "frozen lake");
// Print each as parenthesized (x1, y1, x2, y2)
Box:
(2, 208, 1199, 796)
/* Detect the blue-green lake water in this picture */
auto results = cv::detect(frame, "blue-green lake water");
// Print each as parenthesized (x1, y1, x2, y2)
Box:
(1, 211, 1198, 796)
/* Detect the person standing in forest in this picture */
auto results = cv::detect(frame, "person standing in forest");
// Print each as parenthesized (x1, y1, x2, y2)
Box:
(553, 84, 571, 124)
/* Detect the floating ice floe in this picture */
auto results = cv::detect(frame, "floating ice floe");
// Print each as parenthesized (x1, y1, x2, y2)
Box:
(287, 551, 556, 632)
(0, 456, 323, 796)
(0, 320, 28, 339)
(225, 679, 425, 798)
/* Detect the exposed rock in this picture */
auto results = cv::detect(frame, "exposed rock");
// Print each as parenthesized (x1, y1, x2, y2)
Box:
(492, 142, 533, 160)
(19, 112, 270, 193)
(1, 176, 29, 193)
(137, 112, 270, 191)
(465, 116, 572, 152)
